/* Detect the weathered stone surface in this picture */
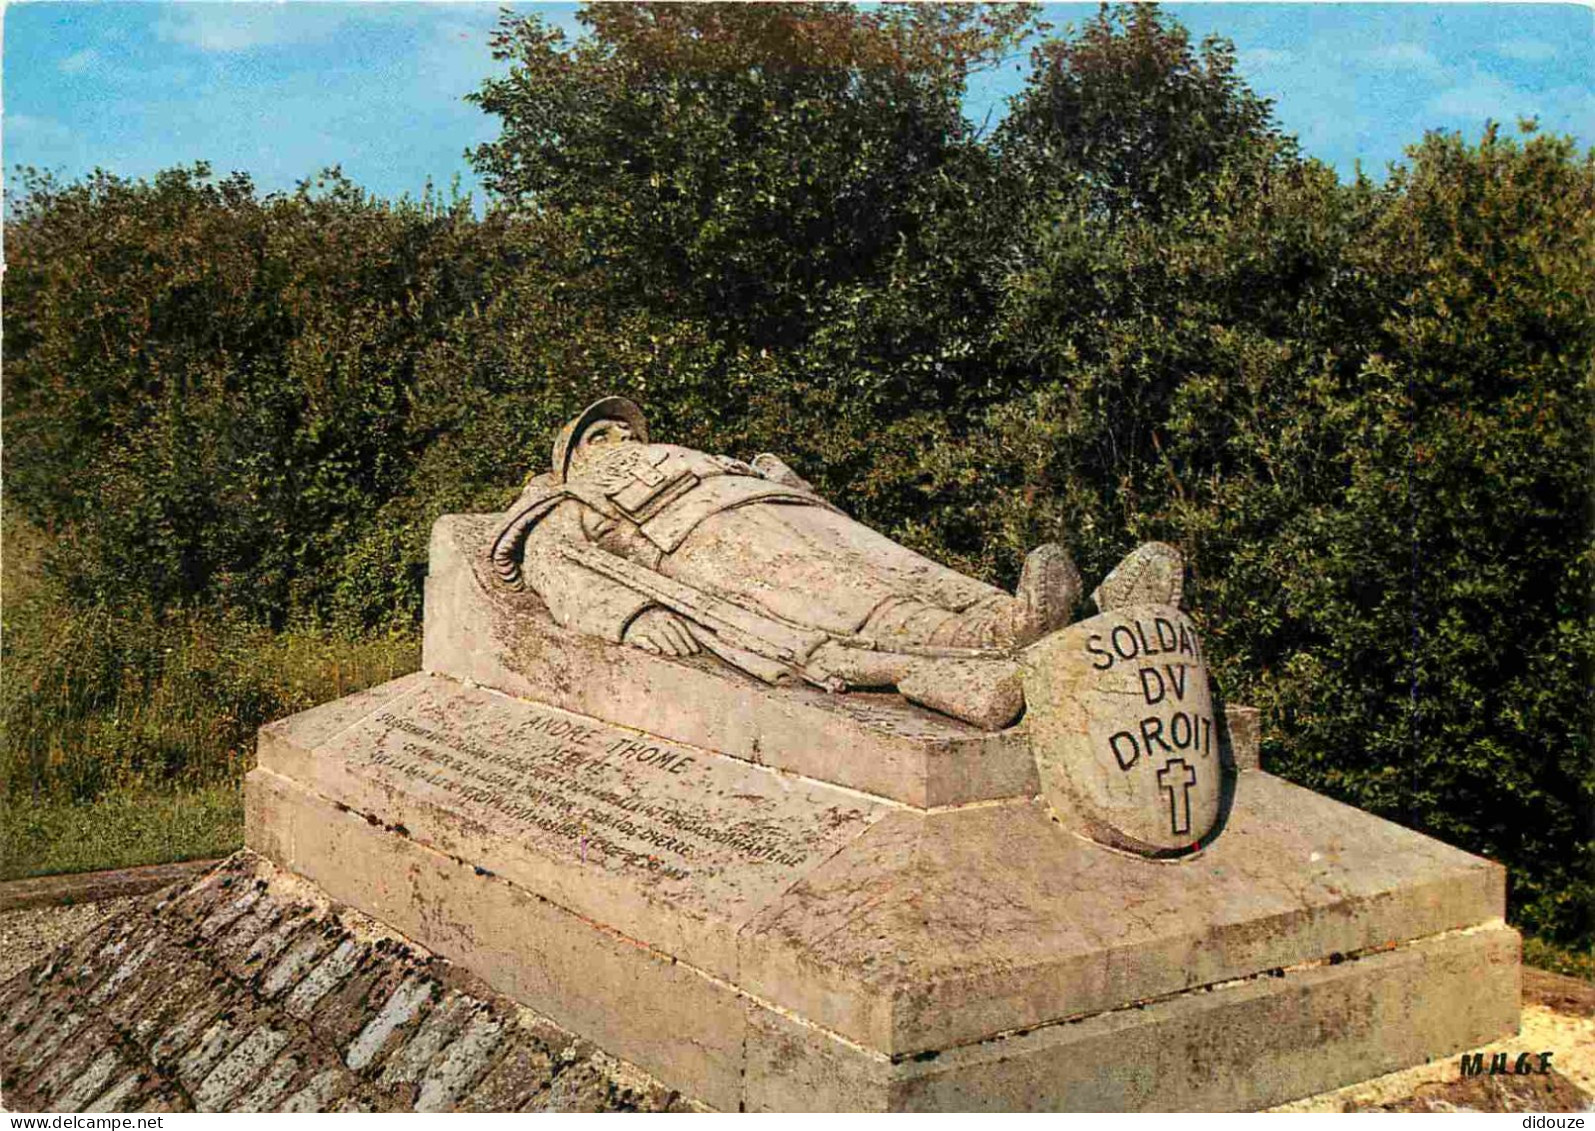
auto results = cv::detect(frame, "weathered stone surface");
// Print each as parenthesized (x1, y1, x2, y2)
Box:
(7, 675, 1520, 1114)
(882, 924, 1518, 1112)
(239, 677, 1516, 1109)
(743, 925, 1519, 1111)
(1224, 703, 1263, 771)
(480, 396, 1078, 730)
(255, 673, 887, 982)
(454, 1030, 553, 1112)
(247, 766, 752, 1110)
(425, 515, 1039, 808)
(1024, 603, 1224, 855)
(1089, 540, 1186, 613)
(739, 776, 1507, 1056)
(0, 855, 695, 1113)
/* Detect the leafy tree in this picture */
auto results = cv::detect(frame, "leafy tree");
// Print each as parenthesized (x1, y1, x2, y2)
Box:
(468, 2, 1036, 349)
(3, 165, 512, 629)
(997, 3, 1286, 223)
(1273, 125, 1594, 942)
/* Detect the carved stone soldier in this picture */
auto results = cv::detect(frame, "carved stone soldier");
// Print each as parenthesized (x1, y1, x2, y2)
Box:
(489, 397, 1083, 728)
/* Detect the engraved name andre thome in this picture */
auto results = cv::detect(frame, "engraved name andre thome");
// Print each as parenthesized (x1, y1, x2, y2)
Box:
(1084, 613, 1213, 838)
(366, 709, 813, 880)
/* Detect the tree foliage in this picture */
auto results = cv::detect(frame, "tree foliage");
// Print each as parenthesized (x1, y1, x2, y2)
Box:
(4, 4, 1591, 945)
(998, 4, 1286, 222)
(4, 165, 518, 628)
(468, 2, 1035, 347)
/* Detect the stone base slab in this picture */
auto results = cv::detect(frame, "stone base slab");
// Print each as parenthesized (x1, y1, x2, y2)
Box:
(248, 766, 1518, 1110)
(244, 671, 1520, 1110)
(753, 925, 1520, 1112)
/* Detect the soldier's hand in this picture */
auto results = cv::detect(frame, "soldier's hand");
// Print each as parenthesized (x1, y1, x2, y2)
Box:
(623, 609, 702, 657)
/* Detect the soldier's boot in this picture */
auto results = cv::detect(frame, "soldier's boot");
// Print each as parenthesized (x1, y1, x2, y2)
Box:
(923, 543, 1080, 650)
(1014, 543, 1081, 643)
(1091, 542, 1185, 612)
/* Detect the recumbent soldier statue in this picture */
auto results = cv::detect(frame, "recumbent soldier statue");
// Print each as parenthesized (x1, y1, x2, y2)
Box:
(489, 397, 1184, 738)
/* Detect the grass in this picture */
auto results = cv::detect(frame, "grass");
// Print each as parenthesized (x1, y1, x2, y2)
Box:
(2, 514, 418, 880)
(0, 783, 244, 880)
(1523, 936, 1595, 983)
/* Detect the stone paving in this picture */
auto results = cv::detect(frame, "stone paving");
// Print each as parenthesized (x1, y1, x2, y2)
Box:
(0, 853, 693, 1113)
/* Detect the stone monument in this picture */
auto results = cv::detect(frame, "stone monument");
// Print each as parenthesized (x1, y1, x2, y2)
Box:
(234, 396, 1517, 1109)
(487, 395, 1081, 730)
(0, 396, 1522, 1112)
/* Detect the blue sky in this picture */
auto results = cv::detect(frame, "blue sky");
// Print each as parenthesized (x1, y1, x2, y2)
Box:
(5, 2, 1591, 208)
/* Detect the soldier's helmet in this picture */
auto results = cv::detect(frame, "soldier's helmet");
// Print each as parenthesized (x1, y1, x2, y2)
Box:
(551, 396, 650, 484)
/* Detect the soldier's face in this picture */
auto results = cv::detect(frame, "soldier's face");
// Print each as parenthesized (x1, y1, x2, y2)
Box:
(570, 419, 636, 474)
(580, 419, 634, 449)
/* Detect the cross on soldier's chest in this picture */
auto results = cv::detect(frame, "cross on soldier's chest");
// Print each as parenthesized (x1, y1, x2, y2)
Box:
(590, 447, 669, 491)
(590, 447, 699, 520)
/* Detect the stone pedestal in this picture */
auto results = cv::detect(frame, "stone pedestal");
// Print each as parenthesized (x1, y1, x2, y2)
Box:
(242, 516, 1519, 1111)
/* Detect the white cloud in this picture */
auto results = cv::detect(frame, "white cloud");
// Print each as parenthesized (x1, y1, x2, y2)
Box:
(6, 113, 75, 142)
(1495, 39, 1558, 63)
(59, 47, 102, 75)
(153, 5, 347, 54)
(418, 16, 501, 99)
(1359, 42, 1443, 74)
(1238, 47, 1295, 71)
(1426, 73, 1534, 123)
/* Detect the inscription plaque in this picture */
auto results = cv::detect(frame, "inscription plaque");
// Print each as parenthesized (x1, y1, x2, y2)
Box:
(301, 679, 885, 918)
(1022, 603, 1223, 855)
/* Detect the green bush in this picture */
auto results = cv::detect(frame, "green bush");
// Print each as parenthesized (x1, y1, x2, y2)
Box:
(1, 515, 417, 874)
(3, 165, 519, 632)
(2, 4, 1589, 945)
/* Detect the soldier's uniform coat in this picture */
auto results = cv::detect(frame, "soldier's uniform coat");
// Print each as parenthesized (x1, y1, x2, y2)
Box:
(492, 441, 1013, 648)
